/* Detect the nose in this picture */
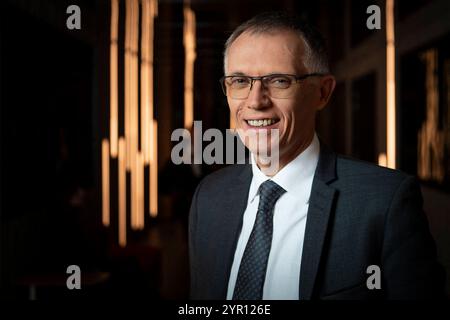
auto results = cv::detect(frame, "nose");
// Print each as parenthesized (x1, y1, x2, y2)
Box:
(246, 79, 270, 110)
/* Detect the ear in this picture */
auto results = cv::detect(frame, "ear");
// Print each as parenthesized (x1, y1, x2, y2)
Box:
(316, 75, 336, 111)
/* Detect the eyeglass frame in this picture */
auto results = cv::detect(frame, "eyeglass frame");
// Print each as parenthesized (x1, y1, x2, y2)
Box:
(219, 73, 325, 99)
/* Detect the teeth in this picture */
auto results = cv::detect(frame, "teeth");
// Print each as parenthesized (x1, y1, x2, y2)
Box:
(247, 119, 277, 127)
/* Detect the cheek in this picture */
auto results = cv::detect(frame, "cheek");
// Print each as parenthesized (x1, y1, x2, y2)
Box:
(284, 93, 312, 122)
(278, 105, 296, 132)
(229, 102, 246, 125)
(276, 100, 307, 143)
(228, 100, 240, 114)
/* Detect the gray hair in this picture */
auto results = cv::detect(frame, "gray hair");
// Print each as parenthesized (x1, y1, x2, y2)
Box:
(223, 11, 329, 74)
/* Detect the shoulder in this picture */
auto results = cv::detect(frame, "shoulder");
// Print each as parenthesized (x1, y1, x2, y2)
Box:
(336, 154, 411, 183)
(193, 163, 250, 196)
(332, 154, 419, 203)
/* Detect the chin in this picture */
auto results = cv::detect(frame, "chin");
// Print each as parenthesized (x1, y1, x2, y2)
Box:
(240, 131, 280, 158)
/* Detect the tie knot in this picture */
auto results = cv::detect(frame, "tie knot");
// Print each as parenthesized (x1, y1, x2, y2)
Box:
(258, 180, 286, 204)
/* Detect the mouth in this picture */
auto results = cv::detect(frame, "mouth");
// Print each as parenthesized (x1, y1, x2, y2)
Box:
(245, 118, 280, 128)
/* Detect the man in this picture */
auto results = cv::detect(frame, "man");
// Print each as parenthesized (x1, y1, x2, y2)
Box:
(189, 11, 445, 300)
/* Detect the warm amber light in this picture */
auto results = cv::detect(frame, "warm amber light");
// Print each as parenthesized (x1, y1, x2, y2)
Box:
(137, 152, 144, 229)
(378, 153, 387, 167)
(131, 152, 144, 231)
(126, 0, 141, 230)
(110, 0, 119, 158)
(118, 137, 127, 247)
(131, 0, 139, 174)
(183, 4, 196, 129)
(150, 120, 158, 217)
(107, 0, 159, 241)
(131, 146, 137, 230)
(141, 0, 157, 165)
(386, 0, 396, 169)
(418, 49, 445, 182)
(125, 0, 130, 169)
(102, 139, 110, 226)
(125, 0, 139, 170)
(143, 0, 159, 217)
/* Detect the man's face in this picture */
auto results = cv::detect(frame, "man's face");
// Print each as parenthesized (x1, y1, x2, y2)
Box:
(225, 30, 331, 169)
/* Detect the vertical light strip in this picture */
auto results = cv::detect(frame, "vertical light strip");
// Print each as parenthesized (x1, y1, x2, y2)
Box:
(129, 0, 135, 229)
(131, 149, 138, 229)
(149, 0, 157, 165)
(386, 0, 396, 169)
(130, 0, 140, 229)
(109, 0, 159, 237)
(141, 0, 150, 165)
(131, 155, 137, 230)
(136, 152, 141, 229)
(147, 0, 158, 217)
(150, 120, 158, 216)
(125, 0, 132, 169)
(418, 49, 444, 182)
(141, 0, 158, 165)
(149, 0, 157, 166)
(183, 3, 196, 129)
(137, 151, 144, 229)
(102, 139, 110, 226)
(140, 153, 145, 227)
(110, 0, 119, 158)
(125, 0, 139, 172)
(118, 137, 127, 247)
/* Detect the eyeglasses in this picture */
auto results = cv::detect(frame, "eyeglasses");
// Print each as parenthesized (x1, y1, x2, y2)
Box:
(219, 73, 324, 99)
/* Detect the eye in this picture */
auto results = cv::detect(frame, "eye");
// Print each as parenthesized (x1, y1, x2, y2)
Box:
(268, 76, 291, 88)
(231, 77, 249, 84)
(229, 76, 251, 88)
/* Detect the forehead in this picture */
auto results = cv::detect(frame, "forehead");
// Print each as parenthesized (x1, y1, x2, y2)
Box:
(226, 30, 307, 74)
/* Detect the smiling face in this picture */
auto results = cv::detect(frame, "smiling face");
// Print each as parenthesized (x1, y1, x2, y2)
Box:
(225, 29, 334, 174)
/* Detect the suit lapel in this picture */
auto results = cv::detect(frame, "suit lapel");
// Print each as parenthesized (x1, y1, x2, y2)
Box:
(299, 143, 337, 299)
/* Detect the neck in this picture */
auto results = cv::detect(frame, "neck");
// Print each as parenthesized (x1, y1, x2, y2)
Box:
(255, 132, 315, 177)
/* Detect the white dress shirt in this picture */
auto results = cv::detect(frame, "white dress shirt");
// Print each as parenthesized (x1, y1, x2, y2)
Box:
(226, 133, 320, 300)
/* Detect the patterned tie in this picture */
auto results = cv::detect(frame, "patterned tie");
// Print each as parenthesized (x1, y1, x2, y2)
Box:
(233, 180, 286, 300)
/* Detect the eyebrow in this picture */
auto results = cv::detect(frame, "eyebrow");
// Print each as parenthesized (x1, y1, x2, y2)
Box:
(227, 71, 298, 76)
(228, 71, 247, 76)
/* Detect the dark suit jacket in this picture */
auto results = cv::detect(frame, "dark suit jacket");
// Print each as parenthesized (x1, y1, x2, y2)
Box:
(189, 143, 446, 300)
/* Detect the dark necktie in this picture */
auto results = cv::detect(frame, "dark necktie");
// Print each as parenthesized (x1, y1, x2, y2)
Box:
(233, 179, 286, 300)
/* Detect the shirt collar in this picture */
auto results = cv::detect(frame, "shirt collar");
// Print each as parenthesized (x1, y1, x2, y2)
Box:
(248, 133, 320, 204)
